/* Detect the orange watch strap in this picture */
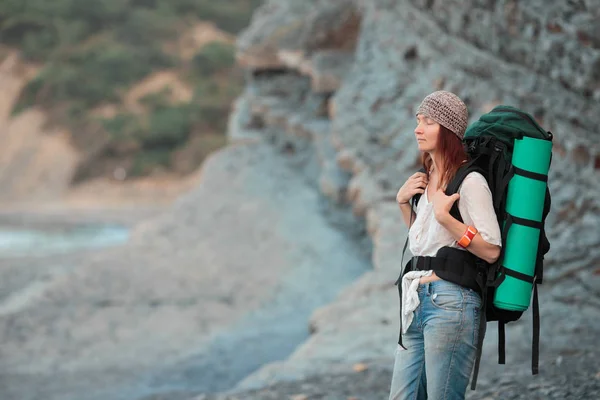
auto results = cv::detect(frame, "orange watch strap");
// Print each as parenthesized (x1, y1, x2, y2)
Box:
(458, 225, 478, 248)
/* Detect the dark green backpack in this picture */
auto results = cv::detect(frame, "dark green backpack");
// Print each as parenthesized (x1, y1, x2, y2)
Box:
(446, 105, 553, 388)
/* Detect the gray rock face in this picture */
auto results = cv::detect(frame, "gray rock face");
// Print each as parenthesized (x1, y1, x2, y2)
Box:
(227, 0, 600, 397)
(236, 0, 360, 69)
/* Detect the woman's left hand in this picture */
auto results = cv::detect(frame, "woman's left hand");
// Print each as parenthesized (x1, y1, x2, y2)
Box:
(431, 189, 460, 224)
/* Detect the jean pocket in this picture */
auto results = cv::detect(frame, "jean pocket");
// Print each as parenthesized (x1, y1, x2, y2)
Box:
(430, 290, 463, 311)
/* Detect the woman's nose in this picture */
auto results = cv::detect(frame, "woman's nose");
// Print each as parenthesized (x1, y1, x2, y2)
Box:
(414, 122, 424, 134)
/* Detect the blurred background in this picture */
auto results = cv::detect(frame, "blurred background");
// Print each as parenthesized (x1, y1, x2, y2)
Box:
(1, 1, 599, 400)
(0, 0, 262, 209)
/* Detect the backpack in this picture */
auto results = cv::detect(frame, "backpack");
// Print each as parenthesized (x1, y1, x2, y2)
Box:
(402, 105, 553, 389)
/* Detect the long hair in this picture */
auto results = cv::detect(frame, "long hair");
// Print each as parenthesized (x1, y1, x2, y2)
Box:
(422, 125, 467, 189)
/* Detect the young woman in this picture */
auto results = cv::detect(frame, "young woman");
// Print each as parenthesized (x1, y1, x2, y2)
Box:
(389, 91, 502, 400)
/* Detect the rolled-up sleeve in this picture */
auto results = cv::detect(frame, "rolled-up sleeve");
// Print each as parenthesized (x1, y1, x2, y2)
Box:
(457, 172, 502, 247)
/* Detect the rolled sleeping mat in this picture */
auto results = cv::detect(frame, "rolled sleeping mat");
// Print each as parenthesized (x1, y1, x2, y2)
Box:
(493, 136, 553, 311)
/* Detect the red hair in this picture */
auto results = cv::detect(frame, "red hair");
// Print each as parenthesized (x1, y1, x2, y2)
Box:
(422, 126, 467, 189)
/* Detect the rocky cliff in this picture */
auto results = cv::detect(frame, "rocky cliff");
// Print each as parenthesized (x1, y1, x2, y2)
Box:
(207, 0, 600, 397)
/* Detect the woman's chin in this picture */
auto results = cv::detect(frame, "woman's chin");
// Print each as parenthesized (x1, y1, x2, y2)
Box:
(417, 142, 430, 152)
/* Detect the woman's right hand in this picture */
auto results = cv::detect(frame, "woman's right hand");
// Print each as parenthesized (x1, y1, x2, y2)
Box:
(396, 172, 428, 205)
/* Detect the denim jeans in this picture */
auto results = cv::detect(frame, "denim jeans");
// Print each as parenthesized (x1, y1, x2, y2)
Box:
(389, 280, 482, 400)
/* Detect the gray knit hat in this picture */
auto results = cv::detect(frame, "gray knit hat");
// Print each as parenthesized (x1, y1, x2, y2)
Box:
(416, 91, 468, 139)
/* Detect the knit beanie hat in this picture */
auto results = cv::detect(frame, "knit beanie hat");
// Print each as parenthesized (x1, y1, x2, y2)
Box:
(416, 91, 468, 139)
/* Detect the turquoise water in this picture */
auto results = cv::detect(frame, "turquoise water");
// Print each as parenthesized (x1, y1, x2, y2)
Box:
(0, 225, 130, 257)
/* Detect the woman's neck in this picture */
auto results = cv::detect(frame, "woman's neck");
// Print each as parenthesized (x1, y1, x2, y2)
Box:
(429, 154, 443, 175)
(427, 153, 444, 189)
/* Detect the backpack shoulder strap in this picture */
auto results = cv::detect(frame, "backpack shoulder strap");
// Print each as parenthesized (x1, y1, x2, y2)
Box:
(445, 161, 484, 223)
(396, 166, 428, 349)
(399, 167, 428, 269)
(412, 167, 427, 206)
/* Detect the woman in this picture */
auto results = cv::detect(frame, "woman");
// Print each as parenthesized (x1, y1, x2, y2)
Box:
(389, 91, 502, 400)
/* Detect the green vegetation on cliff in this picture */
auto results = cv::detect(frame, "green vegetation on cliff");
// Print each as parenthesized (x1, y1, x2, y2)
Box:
(0, 0, 262, 180)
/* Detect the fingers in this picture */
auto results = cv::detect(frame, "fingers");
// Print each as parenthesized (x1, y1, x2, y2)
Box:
(405, 172, 427, 188)
(411, 174, 428, 186)
(433, 190, 460, 202)
(398, 172, 428, 202)
(403, 185, 426, 196)
(415, 177, 428, 187)
(439, 190, 459, 199)
(414, 172, 428, 181)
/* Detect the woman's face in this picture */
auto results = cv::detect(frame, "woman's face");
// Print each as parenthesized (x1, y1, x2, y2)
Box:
(415, 114, 440, 153)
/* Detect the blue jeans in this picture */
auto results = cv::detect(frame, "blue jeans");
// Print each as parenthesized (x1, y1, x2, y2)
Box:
(389, 280, 482, 400)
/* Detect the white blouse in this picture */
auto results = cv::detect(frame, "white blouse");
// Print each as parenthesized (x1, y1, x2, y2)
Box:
(408, 171, 502, 257)
(399, 171, 502, 335)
